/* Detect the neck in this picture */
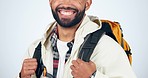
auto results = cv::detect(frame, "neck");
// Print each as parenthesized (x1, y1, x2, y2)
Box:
(57, 24, 80, 42)
(57, 15, 86, 42)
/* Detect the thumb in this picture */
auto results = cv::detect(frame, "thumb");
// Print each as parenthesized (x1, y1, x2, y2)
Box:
(89, 61, 94, 64)
(89, 61, 96, 67)
(89, 61, 96, 74)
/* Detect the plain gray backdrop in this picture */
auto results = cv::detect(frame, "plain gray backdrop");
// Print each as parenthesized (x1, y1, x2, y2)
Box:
(0, 0, 147, 78)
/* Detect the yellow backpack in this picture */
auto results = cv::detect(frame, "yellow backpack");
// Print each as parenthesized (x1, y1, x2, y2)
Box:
(78, 16, 132, 65)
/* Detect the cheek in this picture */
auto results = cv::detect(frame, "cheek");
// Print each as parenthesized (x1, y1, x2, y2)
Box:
(74, 1, 87, 10)
(50, 1, 58, 10)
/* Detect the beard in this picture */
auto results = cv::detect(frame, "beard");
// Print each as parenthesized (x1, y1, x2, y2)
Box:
(51, 6, 86, 28)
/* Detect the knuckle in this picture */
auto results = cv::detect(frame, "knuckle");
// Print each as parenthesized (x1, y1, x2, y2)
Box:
(23, 62, 27, 66)
(33, 63, 38, 69)
(72, 60, 75, 64)
(70, 65, 74, 70)
(70, 65, 73, 69)
(35, 61, 38, 65)
(79, 63, 83, 66)
(72, 60, 76, 64)
(71, 71, 74, 75)
(23, 59, 28, 63)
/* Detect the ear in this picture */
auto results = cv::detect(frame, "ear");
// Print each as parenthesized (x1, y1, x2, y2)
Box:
(85, 0, 92, 10)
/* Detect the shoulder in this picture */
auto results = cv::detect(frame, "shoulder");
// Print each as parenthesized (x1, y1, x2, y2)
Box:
(23, 22, 56, 58)
(98, 34, 121, 49)
(26, 39, 42, 57)
(92, 34, 125, 58)
(91, 34, 129, 65)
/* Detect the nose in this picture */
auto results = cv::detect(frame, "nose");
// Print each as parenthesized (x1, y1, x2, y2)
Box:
(59, 0, 72, 5)
(57, 0, 76, 9)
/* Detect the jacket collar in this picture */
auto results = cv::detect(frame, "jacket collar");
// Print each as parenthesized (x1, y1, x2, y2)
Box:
(41, 15, 101, 49)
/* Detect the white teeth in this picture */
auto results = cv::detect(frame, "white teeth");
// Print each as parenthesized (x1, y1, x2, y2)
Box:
(60, 11, 73, 15)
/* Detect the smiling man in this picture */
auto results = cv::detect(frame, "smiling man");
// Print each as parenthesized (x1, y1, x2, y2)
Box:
(18, 0, 136, 78)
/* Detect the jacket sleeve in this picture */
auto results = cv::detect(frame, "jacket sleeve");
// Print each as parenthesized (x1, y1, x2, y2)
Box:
(91, 35, 136, 78)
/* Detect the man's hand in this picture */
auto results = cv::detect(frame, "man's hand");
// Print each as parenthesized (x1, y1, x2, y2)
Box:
(20, 58, 37, 78)
(70, 59, 96, 78)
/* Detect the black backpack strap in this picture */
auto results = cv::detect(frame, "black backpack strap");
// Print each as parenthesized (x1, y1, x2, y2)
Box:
(33, 42, 44, 78)
(78, 29, 105, 62)
(101, 22, 117, 42)
(33, 42, 54, 78)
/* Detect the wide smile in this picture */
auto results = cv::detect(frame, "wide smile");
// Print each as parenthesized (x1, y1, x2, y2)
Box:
(57, 8, 78, 18)
(60, 10, 75, 15)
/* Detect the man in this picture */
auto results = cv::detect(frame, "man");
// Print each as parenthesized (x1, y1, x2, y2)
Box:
(18, 0, 136, 78)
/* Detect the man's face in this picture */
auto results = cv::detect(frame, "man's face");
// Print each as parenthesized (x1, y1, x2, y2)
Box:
(49, 0, 91, 28)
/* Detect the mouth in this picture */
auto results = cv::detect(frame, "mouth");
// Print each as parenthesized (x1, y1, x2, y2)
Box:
(56, 7, 78, 18)
(59, 9, 76, 16)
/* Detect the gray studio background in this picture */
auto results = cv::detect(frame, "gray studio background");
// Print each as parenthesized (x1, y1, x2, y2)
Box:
(0, 0, 147, 78)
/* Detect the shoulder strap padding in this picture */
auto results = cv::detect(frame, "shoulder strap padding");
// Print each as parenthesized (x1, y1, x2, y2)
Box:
(78, 29, 105, 62)
(33, 42, 44, 78)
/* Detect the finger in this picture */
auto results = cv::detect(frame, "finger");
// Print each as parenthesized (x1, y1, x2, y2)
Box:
(23, 59, 37, 66)
(23, 63, 37, 71)
(24, 58, 37, 63)
(71, 65, 80, 78)
(89, 61, 96, 67)
(23, 59, 37, 67)
(28, 69, 36, 75)
(25, 76, 31, 78)
(72, 60, 79, 67)
(70, 65, 78, 71)
(24, 61, 37, 66)
(71, 71, 77, 77)
(24, 64, 37, 71)
(71, 71, 80, 78)
(88, 61, 94, 65)
(24, 75, 31, 78)
(76, 59, 84, 65)
(24, 69, 36, 76)
(21, 67, 36, 77)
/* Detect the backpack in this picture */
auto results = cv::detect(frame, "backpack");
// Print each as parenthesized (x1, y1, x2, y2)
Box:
(78, 16, 132, 65)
